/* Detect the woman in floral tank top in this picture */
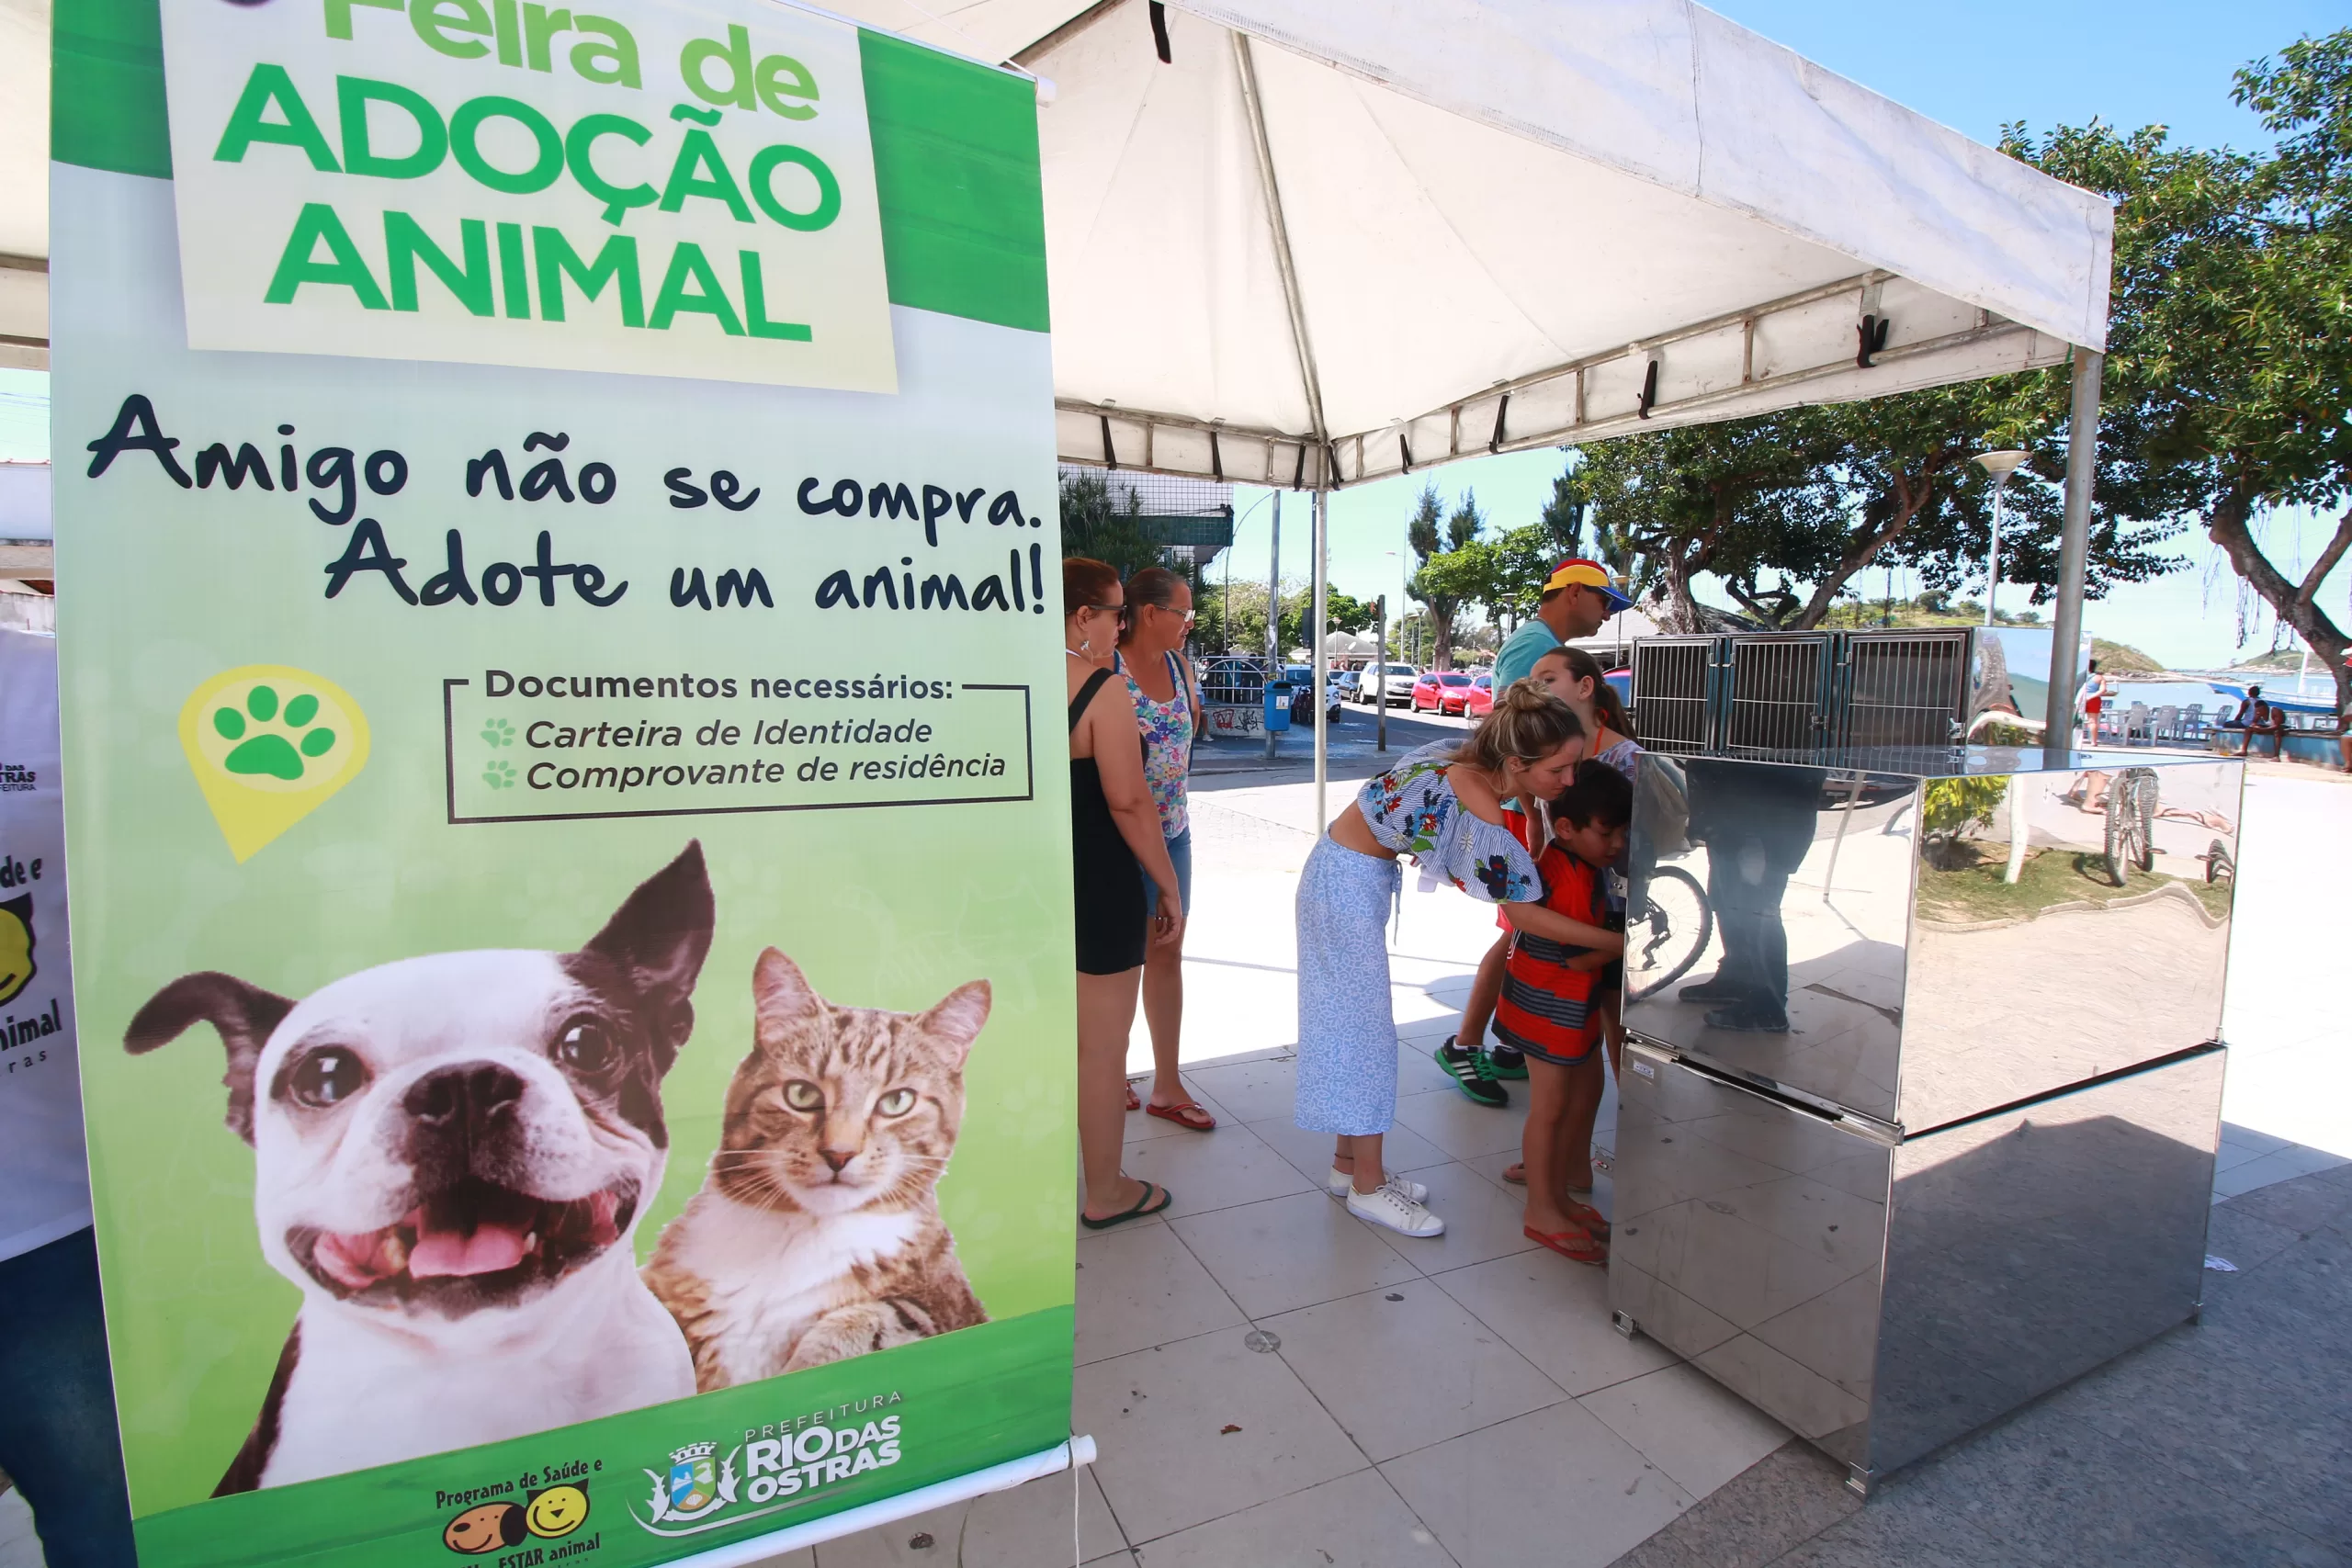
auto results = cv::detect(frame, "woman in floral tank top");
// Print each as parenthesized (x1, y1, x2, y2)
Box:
(1114, 569, 1215, 1133)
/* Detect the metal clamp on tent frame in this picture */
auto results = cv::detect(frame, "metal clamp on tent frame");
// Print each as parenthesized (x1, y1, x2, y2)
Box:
(1053, 274, 2043, 489)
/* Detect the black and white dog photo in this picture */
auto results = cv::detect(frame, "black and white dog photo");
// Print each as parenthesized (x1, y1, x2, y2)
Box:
(125, 842, 714, 1493)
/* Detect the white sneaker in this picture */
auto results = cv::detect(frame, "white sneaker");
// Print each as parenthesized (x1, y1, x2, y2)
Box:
(1329, 1167, 1429, 1202)
(1346, 1177, 1445, 1237)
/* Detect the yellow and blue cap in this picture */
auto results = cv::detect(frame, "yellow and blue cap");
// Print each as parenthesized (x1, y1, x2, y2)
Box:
(1542, 558, 1633, 613)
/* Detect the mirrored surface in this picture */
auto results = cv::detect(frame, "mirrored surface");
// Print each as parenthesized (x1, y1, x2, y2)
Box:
(1625, 750, 2244, 1134)
(1899, 760, 2240, 1130)
(1625, 755, 1916, 1122)
(1610, 1043, 1891, 1465)
(1611, 1043, 2222, 1481)
(1871, 1045, 2222, 1473)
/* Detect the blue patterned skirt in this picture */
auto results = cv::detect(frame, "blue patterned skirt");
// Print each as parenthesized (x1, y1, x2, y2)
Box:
(1294, 836, 1403, 1136)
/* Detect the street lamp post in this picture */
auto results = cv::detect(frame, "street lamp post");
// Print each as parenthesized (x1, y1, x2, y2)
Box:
(1973, 449, 2031, 626)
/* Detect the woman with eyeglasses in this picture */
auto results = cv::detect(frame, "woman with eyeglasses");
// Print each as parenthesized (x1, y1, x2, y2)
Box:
(1065, 558, 1186, 1229)
(1113, 567, 1214, 1134)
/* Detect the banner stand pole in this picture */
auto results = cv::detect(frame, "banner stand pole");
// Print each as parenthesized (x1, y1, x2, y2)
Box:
(649, 1437, 1098, 1568)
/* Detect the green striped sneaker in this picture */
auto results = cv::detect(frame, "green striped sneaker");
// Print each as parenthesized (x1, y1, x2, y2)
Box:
(1484, 1044, 1529, 1080)
(1433, 1036, 1509, 1108)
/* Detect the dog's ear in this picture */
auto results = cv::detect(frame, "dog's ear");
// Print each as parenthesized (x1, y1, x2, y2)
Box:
(917, 980, 990, 1067)
(584, 840, 714, 1068)
(125, 973, 295, 1145)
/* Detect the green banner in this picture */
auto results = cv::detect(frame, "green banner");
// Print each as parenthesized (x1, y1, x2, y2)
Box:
(50, 0, 1071, 1561)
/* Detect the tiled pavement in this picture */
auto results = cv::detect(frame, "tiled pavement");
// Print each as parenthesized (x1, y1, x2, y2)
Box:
(1612, 1166, 2352, 1567)
(780, 755, 2346, 1566)
(8, 719, 2331, 1568)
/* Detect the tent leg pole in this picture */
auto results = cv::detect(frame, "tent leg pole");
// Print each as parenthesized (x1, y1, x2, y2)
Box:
(2045, 348, 2102, 748)
(1313, 489, 1329, 830)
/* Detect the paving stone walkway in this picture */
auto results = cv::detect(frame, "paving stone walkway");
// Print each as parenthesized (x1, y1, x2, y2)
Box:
(1611, 1166, 2352, 1567)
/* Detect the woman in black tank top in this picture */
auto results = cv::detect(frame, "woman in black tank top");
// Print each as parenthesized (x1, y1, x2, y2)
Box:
(1065, 558, 1184, 1229)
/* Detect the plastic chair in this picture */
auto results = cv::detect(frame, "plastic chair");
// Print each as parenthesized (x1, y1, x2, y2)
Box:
(2125, 701, 2152, 744)
(2152, 704, 2177, 741)
(2178, 703, 2206, 740)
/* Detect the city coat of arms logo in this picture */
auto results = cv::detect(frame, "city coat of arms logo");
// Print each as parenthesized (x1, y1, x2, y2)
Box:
(633, 1440, 741, 1534)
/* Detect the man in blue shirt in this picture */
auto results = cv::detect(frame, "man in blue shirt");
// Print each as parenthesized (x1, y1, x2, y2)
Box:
(1493, 558, 1633, 690)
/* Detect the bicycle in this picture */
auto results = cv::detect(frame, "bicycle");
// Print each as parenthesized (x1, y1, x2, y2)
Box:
(2102, 766, 2159, 887)
(1624, 862, 1713, 1001)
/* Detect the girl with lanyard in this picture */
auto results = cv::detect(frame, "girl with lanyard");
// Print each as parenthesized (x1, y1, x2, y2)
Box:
(1064, 558, 1186, 1229)
(1113, 568, 1216, 1133)
(1295, 685, 1594, 1237)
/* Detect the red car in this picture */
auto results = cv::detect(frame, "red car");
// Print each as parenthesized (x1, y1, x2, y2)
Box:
(1411, 671, 1476, 713)
(1454, 672, 1496, 717)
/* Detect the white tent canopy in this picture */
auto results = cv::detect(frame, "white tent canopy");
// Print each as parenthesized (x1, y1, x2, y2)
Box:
(6, 0, 2115, 751)
(821, 0, 2111, 489)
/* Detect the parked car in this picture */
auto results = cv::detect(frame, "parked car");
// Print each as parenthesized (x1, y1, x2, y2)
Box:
(1335, 669, 1362, 702)
(1357, 663, 1420, 705)
(1411, 671, 1476, 712)
(1444, 672, 1493, 717)
(1280, 665, 1345, 725)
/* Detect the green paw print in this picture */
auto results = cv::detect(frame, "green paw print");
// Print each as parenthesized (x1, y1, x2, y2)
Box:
(484, 761, 517, 790)
(211, 685, 337, 781)
(481, 718, 515, 748)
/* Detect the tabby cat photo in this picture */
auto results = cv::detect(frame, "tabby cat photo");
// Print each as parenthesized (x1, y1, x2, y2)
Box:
(645, 948, 990, 1389)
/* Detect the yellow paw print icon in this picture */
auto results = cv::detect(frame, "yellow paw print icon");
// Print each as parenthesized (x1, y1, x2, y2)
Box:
(179, 666, 371, 862)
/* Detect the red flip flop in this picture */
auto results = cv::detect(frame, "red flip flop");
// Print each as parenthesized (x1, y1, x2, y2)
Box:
(1565, 1201, 1611, 1240)
(1125, 1083, 1142, 1112)
(1524, 1224, 1608, 1266)
(1145, 1100, 1216, 1132)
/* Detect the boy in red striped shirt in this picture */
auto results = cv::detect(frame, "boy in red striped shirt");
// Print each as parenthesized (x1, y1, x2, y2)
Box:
(1497, 761, 1629, 1265)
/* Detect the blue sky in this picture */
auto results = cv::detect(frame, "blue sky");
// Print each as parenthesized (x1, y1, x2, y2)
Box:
(13, 0, 2347, 672)
(1218, 0, 2349, 674)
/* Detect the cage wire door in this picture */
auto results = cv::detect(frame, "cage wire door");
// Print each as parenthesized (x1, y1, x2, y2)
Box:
(1723, 634, 1837, 757)
(1630, 637, 1721, 755)
(1844, 631, 1972, 749)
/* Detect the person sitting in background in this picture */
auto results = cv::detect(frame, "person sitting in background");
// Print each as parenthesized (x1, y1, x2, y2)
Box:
(2225, 686, 2289, 758)
(2337, 656, 2352, 772)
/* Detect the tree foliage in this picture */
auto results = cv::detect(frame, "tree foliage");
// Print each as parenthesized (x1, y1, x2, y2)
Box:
(1193, 580, 1374, 659)
(2022, 31, 2352, 704)
(1549, 26, 2352, 677)
(1403, 484, 1493, 669)
(1057, 471, 1164, 581)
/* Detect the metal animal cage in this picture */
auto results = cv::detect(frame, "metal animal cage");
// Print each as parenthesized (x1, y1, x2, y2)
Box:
(1632, 627, 1987, 757)
(1845, 630, 1972, 748)
(1628, 637, 1717, 755)
(1723, 634, 1836, 754)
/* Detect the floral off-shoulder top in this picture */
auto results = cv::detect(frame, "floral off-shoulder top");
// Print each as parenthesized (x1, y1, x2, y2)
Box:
(1354, 742, 1541, 904)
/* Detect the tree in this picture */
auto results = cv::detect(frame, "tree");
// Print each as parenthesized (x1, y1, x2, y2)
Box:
(1566, 418, 1842, 630)
(1408, 489, 1490, 669)
(1057, 471, 1162, 580)
(1536, 465, 1587, 556)
(2013, 33, 2352, 709)
(1485, 524, 1559, 626)
(1196, 581, 1376, 660)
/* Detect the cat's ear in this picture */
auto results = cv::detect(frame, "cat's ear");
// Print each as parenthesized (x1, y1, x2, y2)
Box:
(918, 981, 991, 1065)
(752, 947, 823, 1034)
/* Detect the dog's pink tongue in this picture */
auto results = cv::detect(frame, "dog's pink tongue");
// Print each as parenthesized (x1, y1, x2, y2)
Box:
(409, 1219, 531, 1279)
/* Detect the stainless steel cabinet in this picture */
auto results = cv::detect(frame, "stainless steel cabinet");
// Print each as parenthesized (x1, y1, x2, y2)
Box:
(1610, 1043, 2222, 1488)
(1611, 744, 2239, 1490)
